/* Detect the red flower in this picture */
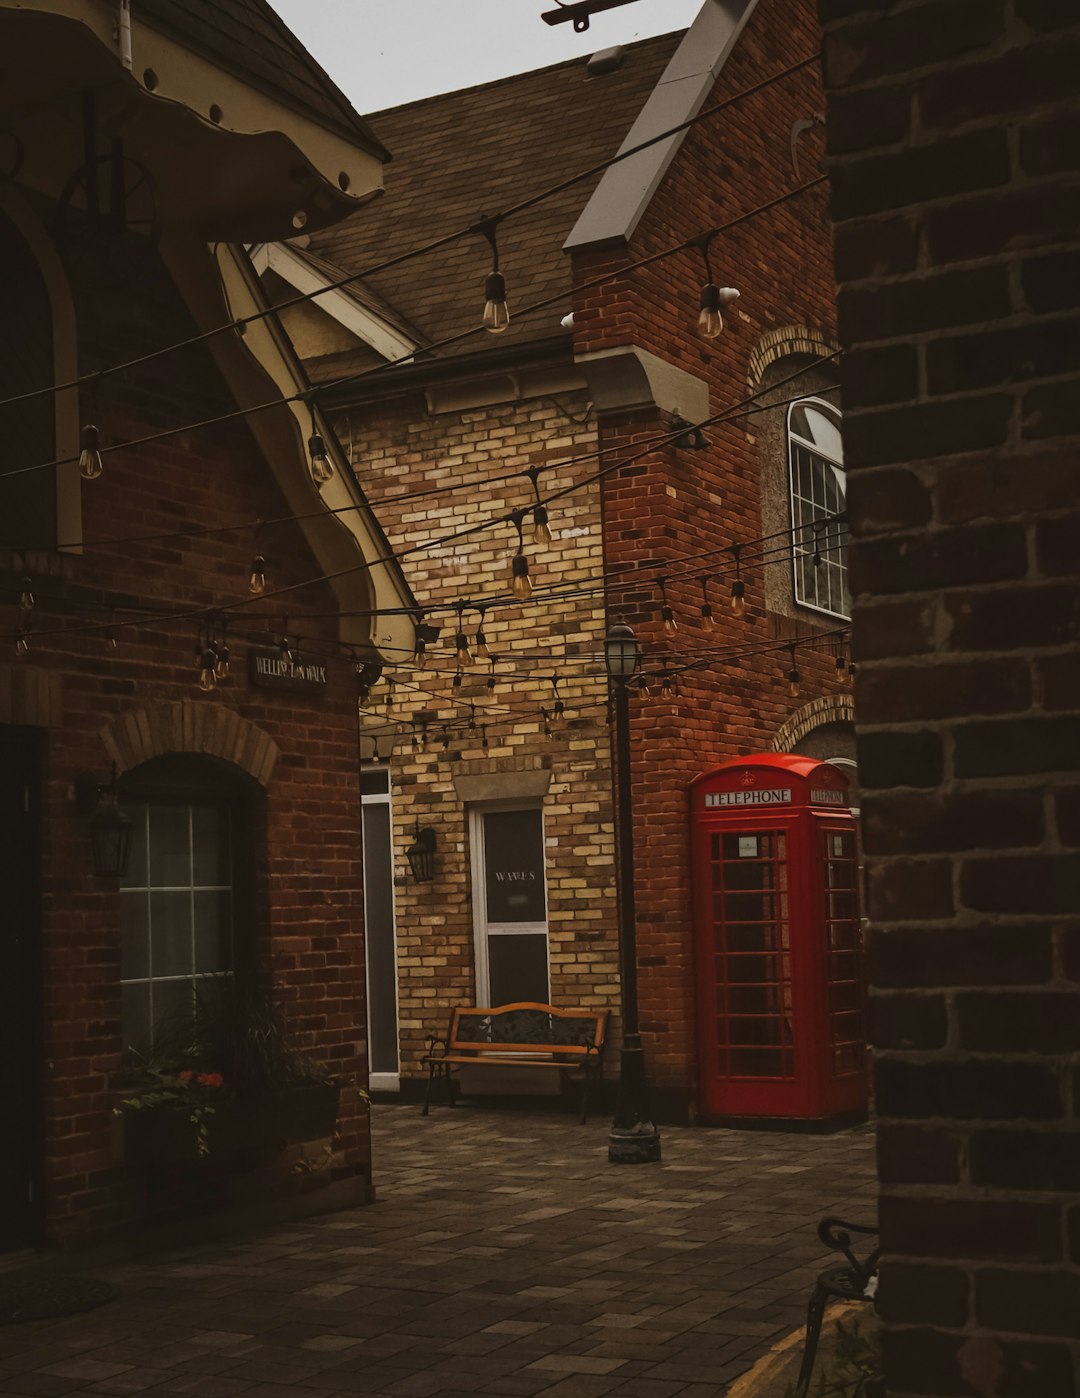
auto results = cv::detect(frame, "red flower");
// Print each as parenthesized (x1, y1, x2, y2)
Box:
(197, 1072, 224, 1088)
(177, 1070, 193, 1083)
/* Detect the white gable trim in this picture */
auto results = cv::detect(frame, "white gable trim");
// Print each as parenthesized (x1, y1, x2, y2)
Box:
(564, 0, 759, 251)
(251, 242, 418, 364)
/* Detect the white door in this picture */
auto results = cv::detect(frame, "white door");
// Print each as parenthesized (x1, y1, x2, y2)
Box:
(470, 804, 550, 1006)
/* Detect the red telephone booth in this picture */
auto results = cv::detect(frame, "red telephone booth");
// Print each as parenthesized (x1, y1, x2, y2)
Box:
(690, 754, 867, 1123)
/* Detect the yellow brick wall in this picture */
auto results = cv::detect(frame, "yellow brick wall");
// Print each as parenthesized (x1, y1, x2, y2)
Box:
(334, 390, 620, 1081)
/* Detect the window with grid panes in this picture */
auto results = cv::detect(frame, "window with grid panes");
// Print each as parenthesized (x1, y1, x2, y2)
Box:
(119, 800, 234, 1055)
(788, 398, 849, 618)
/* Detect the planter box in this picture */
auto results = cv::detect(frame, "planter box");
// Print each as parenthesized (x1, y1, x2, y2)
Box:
(121, 1081, 340, 1171)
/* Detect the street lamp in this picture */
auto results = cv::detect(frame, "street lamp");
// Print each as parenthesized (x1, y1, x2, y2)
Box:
(603, 624, 661, 1164)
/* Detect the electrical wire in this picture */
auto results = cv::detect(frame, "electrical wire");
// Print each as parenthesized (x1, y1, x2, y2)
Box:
(0, 52, 821, 415)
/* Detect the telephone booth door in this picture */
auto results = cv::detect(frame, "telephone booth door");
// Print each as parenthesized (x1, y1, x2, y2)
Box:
(690, 754, 867, 1123)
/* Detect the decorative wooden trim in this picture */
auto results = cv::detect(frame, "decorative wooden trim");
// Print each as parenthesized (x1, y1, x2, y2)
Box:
(99, 700, 280, 785)
(771, 695, 855, 753)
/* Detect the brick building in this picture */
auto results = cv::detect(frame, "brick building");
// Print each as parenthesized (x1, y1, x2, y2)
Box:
(265, 0, 856, 1124)
(0, 0, 415, 1249)
(819, 0, 1080, 1391)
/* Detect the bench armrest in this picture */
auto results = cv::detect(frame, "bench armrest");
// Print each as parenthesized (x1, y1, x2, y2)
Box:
(426, 1035, 449, 1056)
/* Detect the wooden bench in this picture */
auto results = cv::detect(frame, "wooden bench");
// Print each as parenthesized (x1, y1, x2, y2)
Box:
(421, 1002, 607, 1123)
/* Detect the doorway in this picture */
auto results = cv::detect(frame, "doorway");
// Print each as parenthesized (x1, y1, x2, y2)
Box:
(0, 727, 43, 1249)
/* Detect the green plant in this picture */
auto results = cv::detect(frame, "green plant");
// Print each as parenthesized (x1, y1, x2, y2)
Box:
(784, 1319, 883, 1398)
(118, 1065, 228, 1157)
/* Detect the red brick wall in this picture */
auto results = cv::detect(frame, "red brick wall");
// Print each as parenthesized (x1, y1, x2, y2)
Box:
(572, 0, 849, 1117)
(3, 213, 370, 1245)
(819, 0, 1080, 1390)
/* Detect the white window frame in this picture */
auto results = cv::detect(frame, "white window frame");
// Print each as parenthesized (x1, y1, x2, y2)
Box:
(788, 396, 849, 620)
(469, 801, 550, 1007)
(360, 765, 400, 1092)
(119, 800, 234, 1055)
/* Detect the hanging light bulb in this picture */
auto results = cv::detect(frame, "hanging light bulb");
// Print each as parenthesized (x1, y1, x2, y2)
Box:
(474, 608, 491, 664)
(847, 659, 858, 682)
(106, 626, 117, 652)
(481, 725, 489, 751)
(441, 728, 451, 751)
(729, 545, 746, 618)
(541, 707, 552, 739)
(18, 576, 34, 614)
(660, 674, 672, 696)
(550, 677, 565, 720)
(415, 634, 428, 667)
(372, 737, 384, 765)
(658, 580, 678, 636)
(79, 424, 103, 480)
(698, 284, 724, 340)
(198, 646, 217, 692)
(454, 605, 473, 667)
(452, 668, 463, 690)
(279, 631, 294, 665)
(637, 674, 651, 697)
(308, 431, 334, 485)
(248, 554, 267, 595)
(384, 675, 395, 711)
(532, 503, 552, 546)
(214, 641, 230, 681)
(835, 650, 847, 675)
(512, 553, 532, 600)
(15, 627, 29, 656)
(483, 270, 510, 334)
(787, 647, 801, 698)
(477, 217, 510, 333)
(487, 658, 498, 691)
(699, 578, 714, 629)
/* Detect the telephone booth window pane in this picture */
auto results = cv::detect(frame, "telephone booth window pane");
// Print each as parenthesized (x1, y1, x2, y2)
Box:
(822, 829, 865, 1077)
(708, 829, 794, 1080)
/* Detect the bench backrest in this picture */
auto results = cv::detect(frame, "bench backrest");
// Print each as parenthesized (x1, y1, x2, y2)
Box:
(448, 1002, 606, 1056)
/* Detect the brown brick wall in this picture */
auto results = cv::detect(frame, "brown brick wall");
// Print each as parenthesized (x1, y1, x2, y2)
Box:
(820, 0, 1080, 1389)
(2, 215, 371, 1246)
(572, 0, 850, 1115)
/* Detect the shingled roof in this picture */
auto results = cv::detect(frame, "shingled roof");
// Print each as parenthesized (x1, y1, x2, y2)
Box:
(304, 31, 684, 375)
(137, 0, 389, 159)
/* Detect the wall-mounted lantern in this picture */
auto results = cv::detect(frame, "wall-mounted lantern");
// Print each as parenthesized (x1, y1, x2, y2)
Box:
(405, 824, 437, 883)
(75, 765, 133, 879)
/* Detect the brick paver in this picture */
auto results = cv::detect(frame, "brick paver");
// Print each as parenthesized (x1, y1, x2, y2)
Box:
(0, 1106, 877, 1397)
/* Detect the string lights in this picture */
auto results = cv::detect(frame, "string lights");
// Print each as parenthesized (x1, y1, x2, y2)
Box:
(699, 577, 713, 629)
(730, 544, 746, 617)
(307, 407, 335, 486)
(658, 577, 678, 636)
(474, 605, 491, 663)
(78, 424, 103, 480)
(477, 217, 510, 335)
(510, 510, 532, 600)
(526, 467, 553, 545)
(787, 644, 801, 698)
(692, 234, 740, 340)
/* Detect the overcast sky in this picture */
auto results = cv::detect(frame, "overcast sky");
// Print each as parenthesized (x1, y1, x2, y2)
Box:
(269, 0, 702, 114)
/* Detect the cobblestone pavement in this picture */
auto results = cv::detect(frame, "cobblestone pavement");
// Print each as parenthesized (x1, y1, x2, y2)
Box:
(0, 1105, 877, 1398)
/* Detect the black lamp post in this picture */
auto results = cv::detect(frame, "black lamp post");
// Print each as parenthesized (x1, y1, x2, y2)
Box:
(603, 624, 661, 1165)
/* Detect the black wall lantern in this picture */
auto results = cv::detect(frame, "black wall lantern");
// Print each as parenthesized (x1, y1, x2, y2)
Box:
(75, 764, 133, 879)
(405, 824, 437, 883)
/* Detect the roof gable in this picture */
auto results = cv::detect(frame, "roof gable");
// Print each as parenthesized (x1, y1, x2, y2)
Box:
(137, 0, 388, 158)
(305, 31, 683, 369)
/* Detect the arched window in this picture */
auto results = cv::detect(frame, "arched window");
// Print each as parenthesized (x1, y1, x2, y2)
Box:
(788, 397, 848, 618)
(118, 756, 261, 1056)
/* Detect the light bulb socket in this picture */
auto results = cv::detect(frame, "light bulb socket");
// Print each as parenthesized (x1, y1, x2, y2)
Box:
(484, 271, 507, 302)
(700, 283, 721, 314)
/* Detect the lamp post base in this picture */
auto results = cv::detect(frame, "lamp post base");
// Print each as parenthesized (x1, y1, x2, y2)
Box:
(608, 1122, 662, 1165)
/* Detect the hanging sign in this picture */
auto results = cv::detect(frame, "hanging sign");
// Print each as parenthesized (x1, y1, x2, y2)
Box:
(249, 646, 328, 696)
(705, 788, 792, 808)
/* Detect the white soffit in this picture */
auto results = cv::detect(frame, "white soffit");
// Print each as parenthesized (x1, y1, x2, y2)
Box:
(564, 0, 758, 251)
(250, 242, 418, 364)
